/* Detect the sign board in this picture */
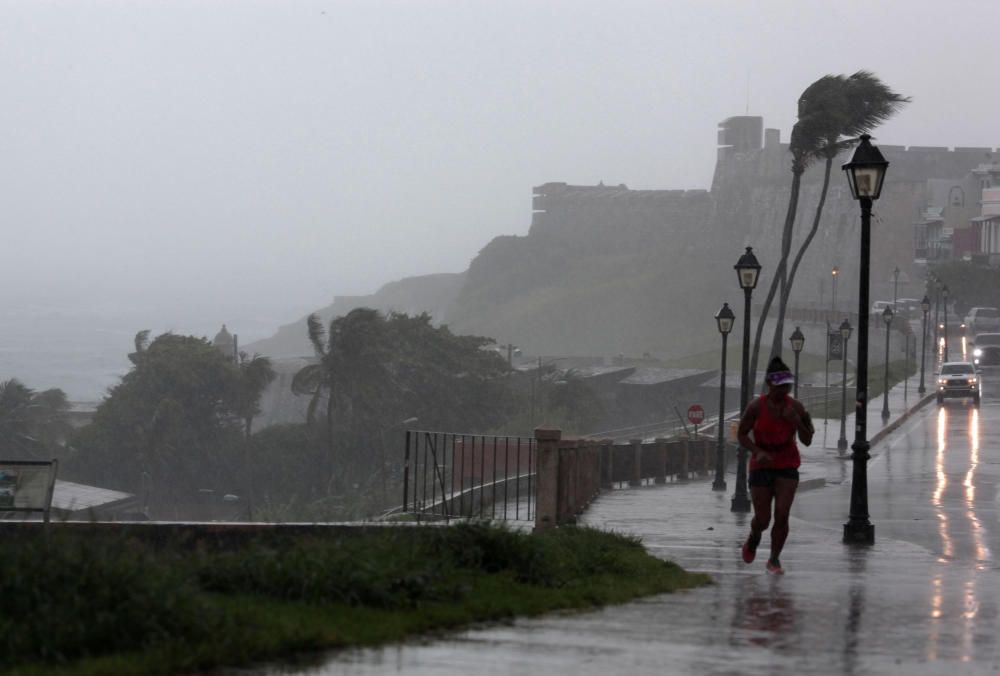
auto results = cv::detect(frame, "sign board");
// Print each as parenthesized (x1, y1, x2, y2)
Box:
(828, 333, 844, 361)
(687, 404, 705, 425)
(0, 460, 58, 523)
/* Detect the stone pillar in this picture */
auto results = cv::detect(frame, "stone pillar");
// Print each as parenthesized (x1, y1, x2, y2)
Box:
(654, 437, 667, 484)
(600, 440, 613, 489)
(629, 438, 642, 487)
(560, 441, 575, 521)
(534, 428, 562, 531)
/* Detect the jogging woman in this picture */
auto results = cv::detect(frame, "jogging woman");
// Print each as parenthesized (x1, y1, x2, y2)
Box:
(738, 356, 814, 574)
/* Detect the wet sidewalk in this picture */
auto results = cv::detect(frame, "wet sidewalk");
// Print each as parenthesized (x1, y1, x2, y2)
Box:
(799, 371, 932, 490)
(297, 373, 1000, 675)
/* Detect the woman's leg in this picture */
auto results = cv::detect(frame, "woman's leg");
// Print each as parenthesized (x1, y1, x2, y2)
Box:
(748, 485, 774, 548)
(769, 477, 799, 562)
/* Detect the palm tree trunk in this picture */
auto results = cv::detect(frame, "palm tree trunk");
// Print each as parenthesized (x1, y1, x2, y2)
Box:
(769, 168, 805, 361)
(326, 387, 337, 494)
(749, 170, 802, 391)
(773, 157, 834, 357)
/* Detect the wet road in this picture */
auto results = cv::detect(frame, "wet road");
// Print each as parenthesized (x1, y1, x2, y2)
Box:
(247, 372, 1000, 675)
(797, 372, 1000, 567)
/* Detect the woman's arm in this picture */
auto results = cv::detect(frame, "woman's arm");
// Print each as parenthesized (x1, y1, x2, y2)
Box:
(737, 399, 772, 464)
(790, 399, 815, 446)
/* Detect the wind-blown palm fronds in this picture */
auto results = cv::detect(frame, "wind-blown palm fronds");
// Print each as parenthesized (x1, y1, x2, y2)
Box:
(750, 71, 909, 388)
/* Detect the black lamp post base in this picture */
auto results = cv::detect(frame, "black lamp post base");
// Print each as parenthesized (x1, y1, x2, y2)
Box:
(731, 493, 751, 512)
(881, 409, 890, 421)
(918, 386, 926, 394)
(843, 520, 875, 545)
(837, 438, 849, 452)
(712, 479, 727, 492)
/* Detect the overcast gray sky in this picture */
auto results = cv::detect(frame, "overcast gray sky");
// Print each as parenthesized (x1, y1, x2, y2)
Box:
(1, 0, 993, 332)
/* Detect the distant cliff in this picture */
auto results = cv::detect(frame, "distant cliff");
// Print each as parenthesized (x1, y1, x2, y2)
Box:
(244, 272, 465, 357)
(443, 185, 717, 357)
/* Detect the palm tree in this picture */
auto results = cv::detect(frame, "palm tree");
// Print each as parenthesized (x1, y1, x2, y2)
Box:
(776, 73, 909, 351)
(0, 379, 71, 459)
(234, 353, 276, 440)
(291, 308, 389, 492)
(749, 72, 909, 388)
(234, 352, 275, 519)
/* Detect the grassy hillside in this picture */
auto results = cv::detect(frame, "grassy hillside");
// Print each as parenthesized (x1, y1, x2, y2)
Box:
(446, 234, 728, 360)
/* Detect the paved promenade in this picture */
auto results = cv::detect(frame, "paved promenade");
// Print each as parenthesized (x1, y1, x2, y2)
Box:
(293, 372, 1000, 675)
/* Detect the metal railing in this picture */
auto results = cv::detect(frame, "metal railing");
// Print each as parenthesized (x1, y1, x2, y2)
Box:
(401, 431, 535, 522)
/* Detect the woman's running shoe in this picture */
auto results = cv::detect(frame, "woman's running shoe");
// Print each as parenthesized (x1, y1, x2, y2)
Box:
(766, 558, 784, 574)
(741, 540, 757, 564)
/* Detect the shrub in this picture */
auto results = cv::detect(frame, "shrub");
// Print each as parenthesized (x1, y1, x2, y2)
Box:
(0, 533, 217, 667)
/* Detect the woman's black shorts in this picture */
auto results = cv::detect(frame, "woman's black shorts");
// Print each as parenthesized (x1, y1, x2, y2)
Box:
(748, 468, 800, 488)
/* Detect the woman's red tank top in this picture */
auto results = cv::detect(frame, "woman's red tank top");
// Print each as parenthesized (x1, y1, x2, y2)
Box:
(749, 393, 801, 471)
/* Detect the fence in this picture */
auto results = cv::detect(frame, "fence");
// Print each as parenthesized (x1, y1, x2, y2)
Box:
(398, 428, 736, 529)
(534, 429, 736, 530)
(401, 431, 536, 522)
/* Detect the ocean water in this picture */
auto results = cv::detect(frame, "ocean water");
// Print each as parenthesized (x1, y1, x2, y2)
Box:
(0, 304, 286, 404)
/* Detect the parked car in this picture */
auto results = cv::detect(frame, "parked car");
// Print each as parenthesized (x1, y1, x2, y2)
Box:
(936, 361, 981, 406)
(972, 333, 1000, 366)
(964, 307, 1000, 334)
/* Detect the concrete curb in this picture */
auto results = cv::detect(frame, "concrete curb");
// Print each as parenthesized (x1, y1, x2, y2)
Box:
(798, 477, 827, 491)
(797, 389, 935, 493)
(869, 392, 936, 447)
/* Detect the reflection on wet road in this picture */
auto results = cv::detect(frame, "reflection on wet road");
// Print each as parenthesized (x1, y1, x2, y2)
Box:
(796, 368, 1000, 669)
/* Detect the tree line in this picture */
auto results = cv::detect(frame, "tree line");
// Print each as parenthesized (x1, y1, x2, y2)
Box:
(9, 309, 595, 520)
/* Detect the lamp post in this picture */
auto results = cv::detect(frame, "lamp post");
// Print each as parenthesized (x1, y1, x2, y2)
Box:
(832, 266, 839, 316)
(919, 295, 930, 394)
(942, 285, 950, 361)
(892, 266, 900, 312)
(732, 246, 761, 513)
(713, 302, 735, 492)
(841, 133, 888, 545)
(933, 278, 942, 362)
(904, 334, 911, 401)
(824, 323, 831, 438)
(881, 306, 893, 422)
(790, 327, 805, 398)
(837, 319, 853, 453)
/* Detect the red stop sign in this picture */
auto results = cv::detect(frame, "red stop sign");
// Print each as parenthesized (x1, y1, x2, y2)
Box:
(687, 404, 705, 425)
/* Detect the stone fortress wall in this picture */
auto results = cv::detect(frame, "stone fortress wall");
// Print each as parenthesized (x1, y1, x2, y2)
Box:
(529, 116, 997, 313)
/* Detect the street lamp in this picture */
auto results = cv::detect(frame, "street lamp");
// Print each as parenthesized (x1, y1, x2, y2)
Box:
(881, 306, 893, 422)
(919, 295, 930, 394)
(942, 285, 950, 361)
(841, 133, 888, 545)
(892, 266, 900, 312)
(837, 319, 853, 453)
(713, 302, 735, 492)
(789, 327, 805, 398)
(732, 246, 761, 513)
(933, 277, 942, 361)
(832, 267, 839, 316)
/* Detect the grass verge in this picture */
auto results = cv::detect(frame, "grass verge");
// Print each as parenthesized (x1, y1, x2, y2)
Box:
(2, 524, 710, 675)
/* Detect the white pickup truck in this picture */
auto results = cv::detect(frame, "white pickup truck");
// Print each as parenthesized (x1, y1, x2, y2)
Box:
(964, 307, 1000, 334)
